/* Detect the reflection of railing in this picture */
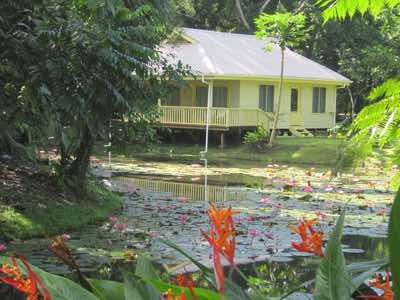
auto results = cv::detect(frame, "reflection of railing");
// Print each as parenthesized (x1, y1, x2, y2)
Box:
(159, 106, 274, 129)
(114, 177, 249, 202)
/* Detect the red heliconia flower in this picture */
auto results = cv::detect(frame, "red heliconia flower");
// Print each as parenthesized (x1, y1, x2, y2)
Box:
(175, 274, 197, 300)
(201, 203, 238, 296)
(0, 254, 51, 300)
(360, 270, 393, 300)
(164, 288, 187, 300)
(289, 219, 324, 257)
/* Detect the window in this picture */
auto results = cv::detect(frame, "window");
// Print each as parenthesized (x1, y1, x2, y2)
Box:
(259, 85, 274, 112)
(312, 87, 326, 113)
(196, 86, 228, 107)
(163, 88, 180, 106)
(196, 87, 208, 107)
(290, 89, 298, 112)
(213, 87, 228, 107)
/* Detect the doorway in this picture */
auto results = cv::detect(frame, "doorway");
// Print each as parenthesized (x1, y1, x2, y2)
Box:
(289, 88, 303, 126)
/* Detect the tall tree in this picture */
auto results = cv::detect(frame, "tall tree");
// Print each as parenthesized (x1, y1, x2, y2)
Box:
(0, 0, 187, 187)
(255, 12, 307, 146)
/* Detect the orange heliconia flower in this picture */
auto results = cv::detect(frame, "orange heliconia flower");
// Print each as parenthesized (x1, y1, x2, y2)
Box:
(289, 218, 324, 257)
(0, 254, 51, 300)
(175, 274, 197, 300)
(360, 271, 393, 300)
(201, 203, 238, 296)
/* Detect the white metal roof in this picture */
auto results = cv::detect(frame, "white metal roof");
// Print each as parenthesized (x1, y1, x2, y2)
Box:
(162, 28, 351, 84)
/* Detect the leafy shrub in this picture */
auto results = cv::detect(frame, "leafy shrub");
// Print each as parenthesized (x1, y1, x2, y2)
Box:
(243, 127, 270, 149)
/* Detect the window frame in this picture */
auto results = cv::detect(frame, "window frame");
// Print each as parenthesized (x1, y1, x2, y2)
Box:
(212, 86, 228, 108)
(290, 88, 299, 112)
(196, 86, 208, 107)
(312, 87, 327, 114)
(196, 86, 229, 107)
(259, 85, 275, 113)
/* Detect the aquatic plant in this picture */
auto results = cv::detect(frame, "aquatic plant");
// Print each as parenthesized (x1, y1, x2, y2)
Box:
(3, 191, 399, 300)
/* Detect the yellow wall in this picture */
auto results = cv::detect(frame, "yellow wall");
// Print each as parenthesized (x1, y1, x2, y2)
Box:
(176, 79, 337, 129)
(238, 80, 337, 129)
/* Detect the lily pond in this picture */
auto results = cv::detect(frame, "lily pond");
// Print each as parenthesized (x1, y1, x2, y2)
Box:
(8, 155, 395, 295)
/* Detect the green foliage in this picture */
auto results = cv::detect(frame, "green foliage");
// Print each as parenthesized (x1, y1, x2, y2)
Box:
(349, 78, 400, 163)
(0, 0, 188, 186)
(243, 127, 270, 149)
(317, 0, 400, 21)
(255, 12, 307, 49)
(0, 182, 122, 240)
(389, 189, 400, 297)
(111, 111, 161, 154)
(314, 212, 351, 299)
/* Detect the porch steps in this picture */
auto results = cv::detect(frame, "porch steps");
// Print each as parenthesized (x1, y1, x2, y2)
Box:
(289, 126, 314, 137)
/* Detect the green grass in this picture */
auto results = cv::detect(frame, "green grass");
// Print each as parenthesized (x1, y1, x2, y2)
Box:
(0, 182, 122, 241)
(116, 137, 346, 166)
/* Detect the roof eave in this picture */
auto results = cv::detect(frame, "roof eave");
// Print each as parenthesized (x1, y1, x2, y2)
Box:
(185, 73, 352, 85)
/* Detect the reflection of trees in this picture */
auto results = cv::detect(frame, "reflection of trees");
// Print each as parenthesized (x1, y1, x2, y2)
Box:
(247, 259, 317, 297)
(342, 236, 388, 261)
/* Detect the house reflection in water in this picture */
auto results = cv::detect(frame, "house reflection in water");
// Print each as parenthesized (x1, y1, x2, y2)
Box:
(113, 175, 250, 202)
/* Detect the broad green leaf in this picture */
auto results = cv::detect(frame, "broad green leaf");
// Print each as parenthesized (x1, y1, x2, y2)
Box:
(389, 189, 400, 297)
(0, 256, 99, 300)
(346, 259, 388, 273)
(123, 273, 156, 300)
(314, 212, 351, 300)
(88, 279, 124, 300)
(135, 253, 159, 280)
(131, 254, 161, 299)
(157, 238, 212, 275)
(224, 277, 253, 300)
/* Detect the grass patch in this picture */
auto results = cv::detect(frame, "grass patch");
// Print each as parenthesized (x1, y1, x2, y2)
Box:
(0, 162, 122, 241)
(108, 137, 346, 166)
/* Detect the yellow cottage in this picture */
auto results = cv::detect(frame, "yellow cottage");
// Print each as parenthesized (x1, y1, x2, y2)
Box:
(159, 28, 351, 138)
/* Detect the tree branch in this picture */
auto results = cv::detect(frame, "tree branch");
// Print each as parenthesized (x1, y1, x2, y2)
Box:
(293, 0, 307, 14)
(259, 0, 272, 14)
(235, 0, 251, 31)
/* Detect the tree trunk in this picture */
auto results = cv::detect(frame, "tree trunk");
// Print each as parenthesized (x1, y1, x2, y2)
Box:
(235, 0, 251, 31)
(68, 125, 93, 187)
(346, 87, 355, 121)
(268, 47, 285, 147)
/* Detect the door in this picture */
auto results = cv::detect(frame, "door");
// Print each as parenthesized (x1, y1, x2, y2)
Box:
(289, 88, 303, 126)
(196, 86, 228, 107)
